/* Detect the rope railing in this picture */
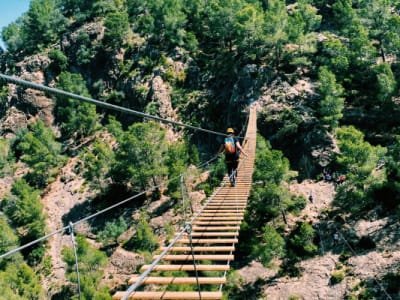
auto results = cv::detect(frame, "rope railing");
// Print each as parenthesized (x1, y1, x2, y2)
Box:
(120, 182, 228, 300)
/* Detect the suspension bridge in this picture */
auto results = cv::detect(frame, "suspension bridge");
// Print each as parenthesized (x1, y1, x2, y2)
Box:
(0, 74, 395, 300)
(0, 74, 258, 300)
(113, 107, 257, 300)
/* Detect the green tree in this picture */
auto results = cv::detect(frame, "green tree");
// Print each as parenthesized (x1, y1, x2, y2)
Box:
(246, 135, 300, 228)
(97, 216, 128, 246)
(253, 134, 291, 185)
(61, 0, 95, 20)
(318, 34, 349, 79)
(16, 120, 65, 188)
(112, 122, 168, 191)
(81, 137, 115, 193)
(62, 234, 110, 300)
(165, 141, 190, 200)
(254, 225, 285, 267)
(2, 179, 46, 265)
(336, 126, 387, 181)
(287, 1, 321, 42)
(386, 136, 400, 182)
(0, 215, 20, 265)
(288, 222, 318, 257)
(48, 49, 68, 74)
(0, 263, 44, 300)
(359, 0, 400, 62)
(332, 0, 356, 33)
(204, 0, 245, 52)
(317, 66, 344, 130)
(234, 3, 265, 61)
(0, 18, 24, 54)
(125, 211, 159, 253)
(3, 179, 45, 240)
(263, 0, 289, 68)
(333, 0, 376, 71)
(21, 0, 67, 54)
(55, 72, 100, 140)
(372, 63, 396, 105)
(103, 11, 130, 50)
(0, 218, 18, 251)
(155, 0, 188, 48)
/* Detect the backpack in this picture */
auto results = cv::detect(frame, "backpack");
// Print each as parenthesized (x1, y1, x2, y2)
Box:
(224, 137, 236, 155)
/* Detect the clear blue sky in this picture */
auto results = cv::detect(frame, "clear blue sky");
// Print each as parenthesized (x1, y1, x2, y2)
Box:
(0, 1, 31, 49)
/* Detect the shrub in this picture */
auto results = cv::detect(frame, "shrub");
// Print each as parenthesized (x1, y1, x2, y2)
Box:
(97, 216, 128, 246)
(48, 49, 68, 74)
(330, 270, 345, 285)
(124, 211, 158, 253)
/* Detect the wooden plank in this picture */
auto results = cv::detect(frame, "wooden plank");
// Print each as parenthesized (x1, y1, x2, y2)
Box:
(161, 246, 235, 252)
(153, 254, 234, 261)
(195, 217, 243, 221)
(203, 211, 245, 213)
(140, 264, 230, 272)
(200, 211, 244, 214)
(192, 226, 240, 231)
(176, 238, 238, 244)
(113, 291, 222, 299)
(192, 221, 241, 225)
(128, 276, 226, 285)
(180, 232, 239, 237)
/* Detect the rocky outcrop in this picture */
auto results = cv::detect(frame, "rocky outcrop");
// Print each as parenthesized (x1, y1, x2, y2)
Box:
(1, 54, 54, 132)
(257, 76, 336, 177)
(149, 75, 175, 120)
(102, 247, 144, 287)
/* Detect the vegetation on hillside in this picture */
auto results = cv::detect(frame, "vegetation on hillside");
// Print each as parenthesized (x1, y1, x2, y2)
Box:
(0, 0, 400, 298)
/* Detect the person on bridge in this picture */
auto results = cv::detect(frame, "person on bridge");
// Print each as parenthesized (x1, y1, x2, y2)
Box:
(219, 127, 247, 187)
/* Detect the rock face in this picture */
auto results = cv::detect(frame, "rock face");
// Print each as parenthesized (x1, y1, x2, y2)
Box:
(257, 76, 336, 178)
(102, 247, 144, 287)
(149, 75, 175, 120)
(237, 179, 400, 299)
(1, 54, 54, 135)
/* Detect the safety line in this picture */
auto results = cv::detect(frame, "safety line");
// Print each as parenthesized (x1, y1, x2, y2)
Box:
(335, 227, 393, 300)
(69, 222, 82, 300)
(0, 73, 240, 139)
(121, 183, 228, 299)
(187, 224, 202, 300)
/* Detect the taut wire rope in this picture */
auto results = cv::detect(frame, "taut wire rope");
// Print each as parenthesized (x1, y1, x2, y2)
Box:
(69, 222, 82, 300)
(0, 73, 237, 139)
(186, 223, 202, 300)
(335, 226, 393, 300)
(121, 182, 228, 299)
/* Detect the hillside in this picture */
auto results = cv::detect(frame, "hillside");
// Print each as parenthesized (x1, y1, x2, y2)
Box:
(1, 0, 400, 299)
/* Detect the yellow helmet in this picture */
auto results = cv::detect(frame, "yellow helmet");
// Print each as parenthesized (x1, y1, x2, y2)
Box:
(226, 128, 234, 134)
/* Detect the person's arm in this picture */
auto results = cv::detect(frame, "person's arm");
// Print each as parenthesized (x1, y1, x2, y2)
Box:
(235, 141, 247, 156)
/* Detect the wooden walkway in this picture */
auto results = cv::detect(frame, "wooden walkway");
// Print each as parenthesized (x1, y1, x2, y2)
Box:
(113, 108, 257, 300)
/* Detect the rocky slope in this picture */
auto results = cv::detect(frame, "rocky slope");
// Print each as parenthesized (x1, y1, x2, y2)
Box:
(237, 179, 400, 299)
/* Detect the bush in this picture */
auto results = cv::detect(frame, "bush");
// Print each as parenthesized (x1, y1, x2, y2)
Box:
(123, 211, 158, 253)
(253, 225, 285, 267)
(48, 49, 68, 74)
(14, 120, 66, 188)
(97, 216, 128, 246)
(288, 222, 318, 258)
(330, 270, 345, 285)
